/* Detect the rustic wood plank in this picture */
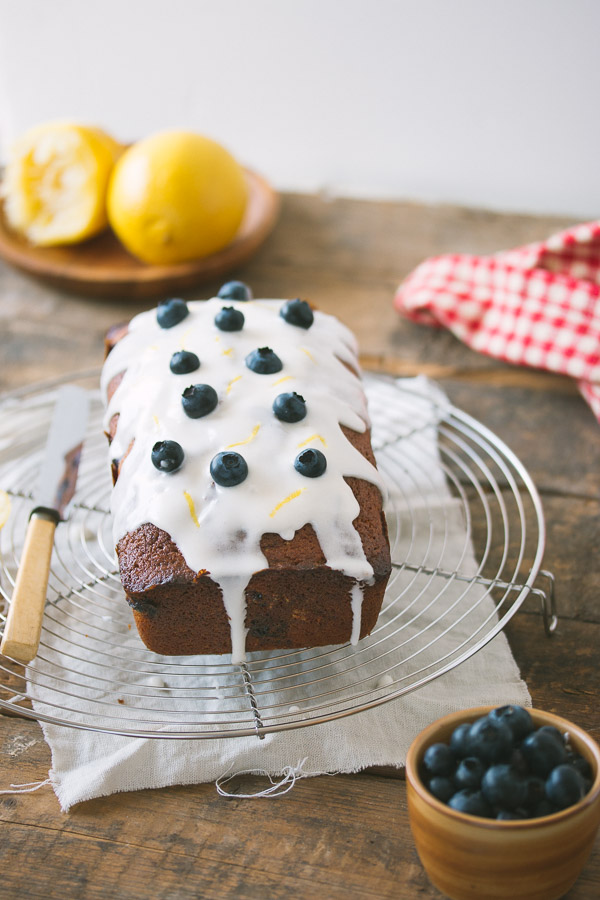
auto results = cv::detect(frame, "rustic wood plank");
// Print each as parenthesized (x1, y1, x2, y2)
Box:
(507, 616, 600, 741)
(0, 716, 425, 900)
(1, 613, 599, 900)
(1, 819, 405, 900)
(0, 195, 576, 394)
(1, 193, 598, 900)
(362, 355, 581, 395)
(464, 490, 600, 624)
(441, 380, 599, 500)
(538, 496, 600, 623)
(253, 195, 576, 281)
(3, 618, 600, 818)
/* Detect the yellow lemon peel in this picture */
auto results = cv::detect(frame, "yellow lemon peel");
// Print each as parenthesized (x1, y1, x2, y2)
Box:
(269, 489, 305, 518)
(300, 347, 316, 363)
(226, 425, 260, 449)
(183, 491, 200, 528)
(226, 375, 242, 394)
(272, 375, 294, 386)
(297, 433, 327, 449)
(107, 131, 248, 265)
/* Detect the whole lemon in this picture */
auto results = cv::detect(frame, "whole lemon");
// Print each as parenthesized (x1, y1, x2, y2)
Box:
(107, 131, 248, 265)
(2, 121, 122, 246)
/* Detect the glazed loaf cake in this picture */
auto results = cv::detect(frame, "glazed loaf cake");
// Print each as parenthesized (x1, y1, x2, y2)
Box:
(102, 288, 391, 662)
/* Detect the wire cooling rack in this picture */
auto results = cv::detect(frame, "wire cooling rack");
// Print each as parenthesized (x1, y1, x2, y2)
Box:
(0, 370, 556, 739)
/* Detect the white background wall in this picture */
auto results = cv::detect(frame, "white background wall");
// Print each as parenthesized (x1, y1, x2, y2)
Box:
(1, 0, 599, 217)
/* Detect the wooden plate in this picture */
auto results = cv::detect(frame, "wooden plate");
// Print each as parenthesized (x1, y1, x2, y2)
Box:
(0, 169, 279, 300)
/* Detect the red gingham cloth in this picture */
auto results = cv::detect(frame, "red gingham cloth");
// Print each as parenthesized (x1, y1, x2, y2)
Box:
(394, 221, 600, 422)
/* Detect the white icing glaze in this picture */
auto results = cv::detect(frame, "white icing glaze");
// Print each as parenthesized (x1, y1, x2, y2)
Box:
(350, 582, 364, 645)
(101, 298, 386, 662)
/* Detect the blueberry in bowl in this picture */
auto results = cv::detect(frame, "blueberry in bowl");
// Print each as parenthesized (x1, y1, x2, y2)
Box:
(405, 705, 600, 900)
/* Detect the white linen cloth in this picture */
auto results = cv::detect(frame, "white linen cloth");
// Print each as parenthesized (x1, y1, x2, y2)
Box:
(22, 377, 530, 810)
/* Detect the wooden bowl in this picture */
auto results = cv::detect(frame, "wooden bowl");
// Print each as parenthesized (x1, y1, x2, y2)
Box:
(405, 707, 600, 900)
(0, 168, 279, 300)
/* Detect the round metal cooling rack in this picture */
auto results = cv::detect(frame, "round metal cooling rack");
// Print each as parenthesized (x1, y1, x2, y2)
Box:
(0, 370, 556, 739)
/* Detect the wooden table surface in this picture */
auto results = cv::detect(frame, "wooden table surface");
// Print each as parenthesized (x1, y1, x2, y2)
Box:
(1, 194, 598, 899)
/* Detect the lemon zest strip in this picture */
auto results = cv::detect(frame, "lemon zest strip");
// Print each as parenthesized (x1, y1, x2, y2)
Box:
(183, 491, 200, 528)
(226, 424, 261, 449)
(222, 347, 234, 356)
(297, 433, 327, 448)
(300, 347, 316, 362)
(272, 375, 294, 386)
(152, 415, 160, 427)
(269, 489, 305, 518)
(226, 375, 242, 394)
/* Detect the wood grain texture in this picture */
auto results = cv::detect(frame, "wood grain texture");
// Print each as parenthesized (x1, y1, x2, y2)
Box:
(1, 619, 599, 900)
(0, 193, 598, 899)
(0, 193, 578, 393)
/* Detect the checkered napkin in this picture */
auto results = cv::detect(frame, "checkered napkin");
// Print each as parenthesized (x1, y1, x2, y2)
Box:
(394, 221, 600, 422)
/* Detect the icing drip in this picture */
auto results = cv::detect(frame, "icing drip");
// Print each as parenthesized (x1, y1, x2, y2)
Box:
(101, 299, 386, 662)
(216, 575, 250, 664)
(350, 582, 364, 646)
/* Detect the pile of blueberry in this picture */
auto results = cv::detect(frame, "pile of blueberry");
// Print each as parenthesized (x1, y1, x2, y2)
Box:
(420, 705, 592, 820)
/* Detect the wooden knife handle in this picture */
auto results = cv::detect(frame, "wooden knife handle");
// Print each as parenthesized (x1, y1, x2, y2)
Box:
(1, 510, 57, 663)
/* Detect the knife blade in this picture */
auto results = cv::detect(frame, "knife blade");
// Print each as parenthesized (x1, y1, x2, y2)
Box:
(1, 385, 89, 663)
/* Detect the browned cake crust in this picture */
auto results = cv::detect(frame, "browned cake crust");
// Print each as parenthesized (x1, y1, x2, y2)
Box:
(105, 324, 391, 656)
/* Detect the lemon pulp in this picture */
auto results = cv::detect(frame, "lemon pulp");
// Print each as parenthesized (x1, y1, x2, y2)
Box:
(2, 122, 122, 246)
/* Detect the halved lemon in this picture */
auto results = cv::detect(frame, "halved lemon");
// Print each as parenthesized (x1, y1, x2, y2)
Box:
(107, 131, 248, 265)
(1, 121, 122, 246)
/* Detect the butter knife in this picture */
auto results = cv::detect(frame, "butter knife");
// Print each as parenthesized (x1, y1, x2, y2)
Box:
(1, 385, 89, 663)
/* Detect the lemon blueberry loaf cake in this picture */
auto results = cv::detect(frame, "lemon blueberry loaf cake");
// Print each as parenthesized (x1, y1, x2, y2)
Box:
(102, 282, 391, 662)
